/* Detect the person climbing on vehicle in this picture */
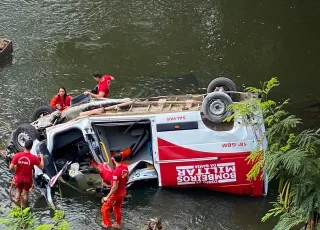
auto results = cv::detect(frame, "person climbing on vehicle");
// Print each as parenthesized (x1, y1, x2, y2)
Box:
(9, 140, 44, 208)
(110, 147, 132, 162)
(84, 71, 114, 99)
(49, 87, 72, 111)
(90, 162, 113, 187)
(101, 153, 128, 230)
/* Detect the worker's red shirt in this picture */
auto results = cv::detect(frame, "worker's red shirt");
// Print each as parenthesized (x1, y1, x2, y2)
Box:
(49, 95, 72, 111)
(98, 163, 113, 185)
(111, 164, 128, 195)
(11, 152, 41, 184)
(98, 75, 112, 98)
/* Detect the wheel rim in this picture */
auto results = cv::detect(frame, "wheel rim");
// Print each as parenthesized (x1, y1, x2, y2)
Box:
(209, 99, 226, 116)
(17, 132, 31, 148)
(216, 85, 229, 91)
(37, 112, 49, 118)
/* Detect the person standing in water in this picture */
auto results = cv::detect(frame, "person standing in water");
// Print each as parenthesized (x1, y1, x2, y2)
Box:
(9, 140, 44, 208)
(101, 153, 128, 229)
(50, 87, 72, 111)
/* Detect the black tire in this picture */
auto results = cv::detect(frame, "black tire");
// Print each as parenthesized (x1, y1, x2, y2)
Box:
(12, 123, 40, 152)
(207, 77, 237, 100)
(202, 92, 233, 123)
(30, 105, 56, 122)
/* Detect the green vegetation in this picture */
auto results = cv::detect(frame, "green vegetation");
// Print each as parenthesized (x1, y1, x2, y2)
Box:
(227, 77, 320, 229)
(0, 205, 70, 230)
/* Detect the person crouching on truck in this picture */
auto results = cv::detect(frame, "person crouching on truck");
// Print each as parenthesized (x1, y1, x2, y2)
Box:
(50, 87, 72, 111)
(9, 140, 44, 208)
(84, 71, 114, 99)
(101, 153, 128, 230)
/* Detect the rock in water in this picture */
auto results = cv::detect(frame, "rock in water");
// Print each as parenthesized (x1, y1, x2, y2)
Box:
(146, 218, 162, 230)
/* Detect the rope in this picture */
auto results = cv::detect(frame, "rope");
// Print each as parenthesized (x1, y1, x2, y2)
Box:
(9, 178, 15, 200)
(9, 177, 36, 201)
(58, 180, 63, 201)
(58, 177, 86, 194)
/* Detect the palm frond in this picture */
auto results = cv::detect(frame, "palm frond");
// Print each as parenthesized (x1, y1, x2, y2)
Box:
(226, 77, 320, 229)
(295, 129, 320, 153)
(277, 148, 307, 176)
(273, 211, 306, 230)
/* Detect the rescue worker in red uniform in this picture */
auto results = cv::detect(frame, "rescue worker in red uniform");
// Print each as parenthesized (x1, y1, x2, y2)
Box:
(9, 140, 44, 208)
(101, 153, 129, 229)
(49, 87, 72, 111)
(91, 162, 113, 187)
(84, 71, 114, 99)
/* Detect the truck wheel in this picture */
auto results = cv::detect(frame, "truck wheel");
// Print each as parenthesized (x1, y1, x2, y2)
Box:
(207, 77, 237, 100)
(12, 124, 40, 151)
(30, 105, 56, 122)
(202, 92, 233, 123)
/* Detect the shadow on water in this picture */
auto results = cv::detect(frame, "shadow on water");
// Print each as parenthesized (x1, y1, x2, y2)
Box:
(0, 55, 13, 69)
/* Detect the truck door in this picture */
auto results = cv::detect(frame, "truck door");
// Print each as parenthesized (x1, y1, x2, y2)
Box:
(155, 112, 205, 187)
(90, 123, 113, 169)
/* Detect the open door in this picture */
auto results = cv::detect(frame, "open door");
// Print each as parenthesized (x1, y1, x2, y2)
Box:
(91, 124, 115, 169)
(31, 139, 72, 209)
(35, 141, 57, 178)
(92, 120, 159, 187)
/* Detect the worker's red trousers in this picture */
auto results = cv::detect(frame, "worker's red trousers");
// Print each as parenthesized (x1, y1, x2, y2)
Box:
(101, 192, 126, 227)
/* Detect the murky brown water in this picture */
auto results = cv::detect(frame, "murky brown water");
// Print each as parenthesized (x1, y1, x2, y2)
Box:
(1, 0, 319, 229)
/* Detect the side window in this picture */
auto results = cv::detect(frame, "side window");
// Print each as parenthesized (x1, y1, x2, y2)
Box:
(156, 121, 198, 132)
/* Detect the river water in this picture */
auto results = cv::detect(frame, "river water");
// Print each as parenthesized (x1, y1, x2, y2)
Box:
(1, 0, 319, 229)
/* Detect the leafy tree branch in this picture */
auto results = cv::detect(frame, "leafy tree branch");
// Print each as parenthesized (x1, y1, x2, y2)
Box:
(227, 77, 320, 230)
(0, 205, 70, 230)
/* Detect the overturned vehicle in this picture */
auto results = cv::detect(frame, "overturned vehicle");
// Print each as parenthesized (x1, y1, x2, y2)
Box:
(4, 77, 268, 208)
